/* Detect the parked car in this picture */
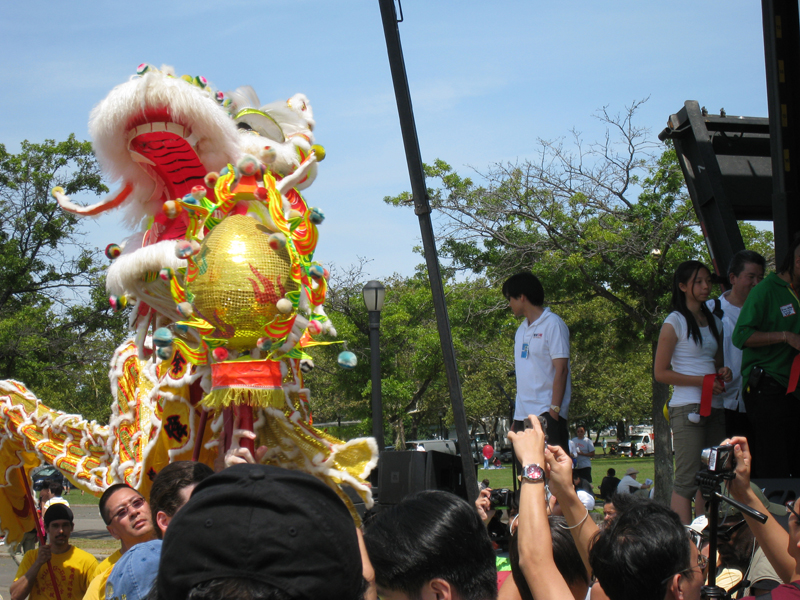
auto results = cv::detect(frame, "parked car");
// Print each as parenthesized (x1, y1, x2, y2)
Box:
(617, 434, 655, 457)
(405, 439, 457, 455)
(32, 465, 66, 492)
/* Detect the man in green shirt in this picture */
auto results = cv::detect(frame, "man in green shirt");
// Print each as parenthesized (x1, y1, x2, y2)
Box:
(732, 237, 800, 478)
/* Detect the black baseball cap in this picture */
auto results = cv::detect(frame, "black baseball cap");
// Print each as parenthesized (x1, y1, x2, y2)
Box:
(44, 503, 73, 528)
(157, 464, 363, 600)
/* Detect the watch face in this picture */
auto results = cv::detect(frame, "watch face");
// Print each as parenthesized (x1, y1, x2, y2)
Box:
(524, 464, 543, 480)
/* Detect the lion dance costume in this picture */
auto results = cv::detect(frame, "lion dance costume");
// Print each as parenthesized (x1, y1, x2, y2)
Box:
(0, 65, 378, 544)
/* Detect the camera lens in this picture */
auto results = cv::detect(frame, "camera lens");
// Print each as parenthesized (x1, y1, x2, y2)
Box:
(700, 448, 711, 467)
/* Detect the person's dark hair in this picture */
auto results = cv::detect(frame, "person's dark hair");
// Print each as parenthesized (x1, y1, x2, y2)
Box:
(99, 483, 137, 525)
(149, 461, 214, 539)
(502, 272, 544, 306)
(606, 468, 616, 477)
(716, 515, 756, 571)
(146, 576, 365, 600)
(728, 250, 766, 278)
(606, 493, 638, 516)
(779, 232, 800, 275)
(47, 480, 64, 497)
(590, 498, 692, 600)
(363, 490, 497, 600)
(509, 516, 588, 600)
(184, 578, 342, 600)
(671, 260, 720, 346)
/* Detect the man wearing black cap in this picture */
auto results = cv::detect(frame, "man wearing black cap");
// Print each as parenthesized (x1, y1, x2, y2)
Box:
(9, 504, 98, 600)
(153, 463, 367, 600)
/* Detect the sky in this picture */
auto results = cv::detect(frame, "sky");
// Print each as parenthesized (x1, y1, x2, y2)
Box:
(1, 1, 769, 282)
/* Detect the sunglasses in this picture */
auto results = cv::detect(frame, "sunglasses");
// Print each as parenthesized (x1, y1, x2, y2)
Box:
(787, 500, 800, 521)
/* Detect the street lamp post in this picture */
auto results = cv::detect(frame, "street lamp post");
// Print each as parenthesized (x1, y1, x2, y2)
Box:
(363, 280, 386, 452)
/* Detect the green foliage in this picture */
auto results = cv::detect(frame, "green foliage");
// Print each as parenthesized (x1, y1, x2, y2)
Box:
(0, 137, 126, 422)
(306, 266, 514, 446)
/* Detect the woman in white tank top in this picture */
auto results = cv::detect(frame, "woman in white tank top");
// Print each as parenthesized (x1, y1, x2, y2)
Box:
(654, 260, 732, 524)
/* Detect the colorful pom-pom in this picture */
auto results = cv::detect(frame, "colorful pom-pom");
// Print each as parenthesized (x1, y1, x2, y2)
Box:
(136, 64, 153, 76)
(256, 337, 272, 351)
(182, 192, 199, 206)
(215, 91, 225, 103)
(276, 298, 293, 314)
(177, 302, 194, 318)
(212, 347, 229, 362)
(163, 200, 181, 219)
(308, 320, 323, 335)
(109, 295, 127, 311)
(159, 268, 174, 281)
(337, 351, 358, 369)
(156, 346, 173, 360)
(299, 359, 315, 373)
(311, 145, 326, 161)
(175, 240, 194, 259)
(190, 240, 201, 255)
(175, 323, 189, 335)
(51, 186, 65, 198)
(308, 265, 324, 280)
(255, 186, 268, 200)
(194, 75, 208, 88)
(153, 327, 174, 347)
(309, 207, 325, 225)
(105, 244, 122, 259)
(260, 146, 277, 164)
(181, 74, 193, 83)
(204, 172, 219, 188)
(237, 155, 260, 176)
(190, 185, 206, 201)
(323, 268, 330, 280)
(268, 233, 287, 251)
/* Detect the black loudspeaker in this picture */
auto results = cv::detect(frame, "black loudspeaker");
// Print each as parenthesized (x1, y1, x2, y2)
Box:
(752, 478, 800, 504)
(377, 451, 467, 505)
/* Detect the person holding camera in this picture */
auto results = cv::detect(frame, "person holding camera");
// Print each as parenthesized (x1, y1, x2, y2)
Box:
(733, 237, 800, 479)
(724, 436, 800, 598)
(655, 260, 732, 524)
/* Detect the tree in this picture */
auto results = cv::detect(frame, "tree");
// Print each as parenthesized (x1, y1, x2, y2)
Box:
(306, 266, 515, 447)
(385, 101, 712, 503)
(0, 136, 126, 422)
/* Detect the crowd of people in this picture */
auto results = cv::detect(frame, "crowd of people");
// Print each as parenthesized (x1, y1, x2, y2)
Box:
(8, 242, 800, 600)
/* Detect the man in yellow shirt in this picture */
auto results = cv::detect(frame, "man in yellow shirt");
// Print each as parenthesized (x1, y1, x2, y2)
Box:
(82, 485, 155, 600)
(10, 504, 98, 600)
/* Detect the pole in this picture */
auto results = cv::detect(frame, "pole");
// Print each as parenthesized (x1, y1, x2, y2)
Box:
(378, 0, 478, 502)
(19, 469, 62, 600)
(368, 310, 385, 451)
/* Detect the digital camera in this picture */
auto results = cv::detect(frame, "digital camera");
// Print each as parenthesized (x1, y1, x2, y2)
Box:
(701, 444, 735, 474)
(489, 488, 512, 509)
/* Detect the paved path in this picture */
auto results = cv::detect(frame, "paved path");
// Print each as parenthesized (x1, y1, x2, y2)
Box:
(1, 505, 116, 596)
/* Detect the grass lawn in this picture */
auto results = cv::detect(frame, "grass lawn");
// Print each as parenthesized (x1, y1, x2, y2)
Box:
(479, 454, 655, 496)
(62, 492, 100, 506)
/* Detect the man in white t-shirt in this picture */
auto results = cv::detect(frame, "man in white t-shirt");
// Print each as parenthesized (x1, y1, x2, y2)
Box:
(571, 426, 595, 482)
(503, 271, 571, 454)
(706, 250, 765, 438)
(616, 467, 650, 495)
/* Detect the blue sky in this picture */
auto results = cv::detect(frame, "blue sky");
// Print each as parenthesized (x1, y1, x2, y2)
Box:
(1, 1, 767, 281)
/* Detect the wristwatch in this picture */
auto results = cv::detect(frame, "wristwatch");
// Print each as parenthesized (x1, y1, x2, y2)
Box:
(549, 405, 561, 414)
(521, 463, 545, 483)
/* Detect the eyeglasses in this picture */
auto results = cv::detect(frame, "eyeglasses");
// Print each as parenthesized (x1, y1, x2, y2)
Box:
(110, 496, 146, 523)
(717, 518, 747, 542)
(787, 500, 800, 521)
(660, 536, 709, 585)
